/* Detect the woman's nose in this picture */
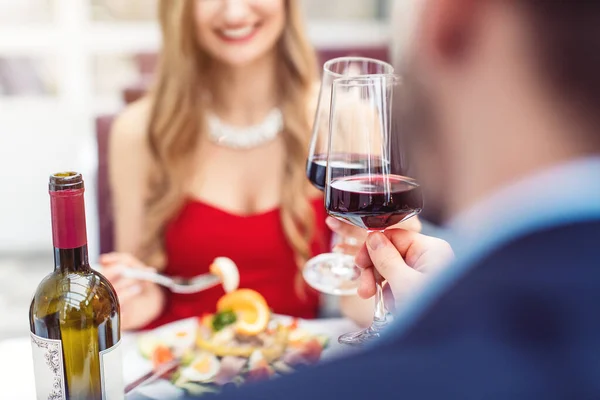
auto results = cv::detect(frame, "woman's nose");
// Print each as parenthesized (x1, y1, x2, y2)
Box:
(222, 0, 251, 25)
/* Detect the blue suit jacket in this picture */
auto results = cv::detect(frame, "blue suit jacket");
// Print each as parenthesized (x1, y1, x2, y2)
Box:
(179, 220, 600, 400)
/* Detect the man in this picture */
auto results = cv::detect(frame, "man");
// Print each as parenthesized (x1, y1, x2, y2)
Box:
(186, 0, 600, 398)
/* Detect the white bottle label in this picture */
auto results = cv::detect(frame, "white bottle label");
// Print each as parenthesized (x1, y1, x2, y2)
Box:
(100, 340, 124, 400)
(31, 332, 124, 400)
(30, 332, 67, 400)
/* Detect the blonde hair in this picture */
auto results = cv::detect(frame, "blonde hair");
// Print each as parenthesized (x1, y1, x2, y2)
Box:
(139, 0, 319, 286)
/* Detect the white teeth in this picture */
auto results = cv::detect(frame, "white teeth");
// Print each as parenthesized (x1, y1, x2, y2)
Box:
(220, 26, 255, 39)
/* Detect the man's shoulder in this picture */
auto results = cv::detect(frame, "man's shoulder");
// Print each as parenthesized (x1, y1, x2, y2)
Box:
(483, 219, 600, 259)
(392, 219, 600, 353)
(471, 219, 600, 281)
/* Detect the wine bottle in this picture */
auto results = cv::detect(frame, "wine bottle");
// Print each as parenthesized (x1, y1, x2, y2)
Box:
(29, 172, 124, 400)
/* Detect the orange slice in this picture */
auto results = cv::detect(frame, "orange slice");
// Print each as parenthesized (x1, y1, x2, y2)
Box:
(216, 289, 269, 335)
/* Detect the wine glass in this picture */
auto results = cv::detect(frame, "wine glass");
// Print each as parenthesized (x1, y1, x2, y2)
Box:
(303, 57, 394, 296)
(326, 74, 423, 345)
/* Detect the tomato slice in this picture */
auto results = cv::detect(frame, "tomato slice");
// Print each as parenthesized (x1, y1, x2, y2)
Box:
(289, 318, 299, 330)
(152, 345, 175, 370)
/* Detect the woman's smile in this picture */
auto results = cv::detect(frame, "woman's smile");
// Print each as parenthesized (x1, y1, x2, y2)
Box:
(216, 23, 261, 43)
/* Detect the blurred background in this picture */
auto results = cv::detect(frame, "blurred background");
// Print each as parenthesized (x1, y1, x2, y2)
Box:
(0, 0, 398, 339)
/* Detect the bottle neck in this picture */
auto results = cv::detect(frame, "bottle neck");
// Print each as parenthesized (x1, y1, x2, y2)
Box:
(54, 245, 90, 273)
(50, 186, 89, 273)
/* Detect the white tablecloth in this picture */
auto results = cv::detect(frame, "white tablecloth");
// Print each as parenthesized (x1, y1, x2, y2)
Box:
(0, 318, 359, 400)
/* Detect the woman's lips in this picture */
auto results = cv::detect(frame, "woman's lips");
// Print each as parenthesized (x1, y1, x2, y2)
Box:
(217, 25, 259, 43)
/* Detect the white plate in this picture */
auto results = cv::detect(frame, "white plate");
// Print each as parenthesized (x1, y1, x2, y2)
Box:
(124, 316, 359, 399)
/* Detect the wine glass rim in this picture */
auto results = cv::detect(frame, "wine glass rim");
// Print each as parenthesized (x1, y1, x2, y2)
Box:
(332, 73, 401, 87)
(323, 56, 394, 78)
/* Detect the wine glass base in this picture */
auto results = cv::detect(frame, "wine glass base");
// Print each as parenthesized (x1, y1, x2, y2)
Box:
(338, 318, 393, 346)
(303, 253, 360, 296)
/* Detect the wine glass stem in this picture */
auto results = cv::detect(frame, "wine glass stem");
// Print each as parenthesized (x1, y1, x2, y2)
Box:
(373, 271, 387, 324)
(370, 230, 389, 327)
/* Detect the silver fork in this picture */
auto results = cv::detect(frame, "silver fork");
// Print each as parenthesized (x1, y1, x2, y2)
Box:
(118, 268, 222, 294)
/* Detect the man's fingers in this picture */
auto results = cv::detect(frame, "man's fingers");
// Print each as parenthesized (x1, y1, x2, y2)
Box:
(366, 232, 407, 283)
(385, 230, 455, 274)
(366, 232, 426, 300)
(358, 267, 376, 299)
(356, 231, 417, 300)
(355, 243, 372, 269)
(356, 230, 452, 305)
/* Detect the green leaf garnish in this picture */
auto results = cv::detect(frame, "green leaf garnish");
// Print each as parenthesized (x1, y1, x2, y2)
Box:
(212, 309, 237, 331)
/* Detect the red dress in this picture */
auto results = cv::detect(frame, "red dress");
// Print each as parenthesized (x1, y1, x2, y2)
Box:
(144, 197, 331, 329)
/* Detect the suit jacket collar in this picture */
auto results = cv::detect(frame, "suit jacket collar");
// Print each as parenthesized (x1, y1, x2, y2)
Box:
(379, 156, 600, 346)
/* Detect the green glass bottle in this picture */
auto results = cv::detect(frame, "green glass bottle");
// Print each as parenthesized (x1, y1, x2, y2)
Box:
(29, 172, 124, 400)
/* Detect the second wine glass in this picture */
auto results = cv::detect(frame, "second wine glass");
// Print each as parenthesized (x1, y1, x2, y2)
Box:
(303, 57, 394, 296)
(326, 74, 423, 345)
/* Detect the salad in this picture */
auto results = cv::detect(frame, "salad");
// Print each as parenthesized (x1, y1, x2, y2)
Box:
(137, 289, 328, 396)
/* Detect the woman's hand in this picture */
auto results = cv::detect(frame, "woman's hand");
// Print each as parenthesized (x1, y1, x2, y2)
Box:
(99, 253, 166, 331)
(326, 216, 422, 256)
(355, 230, 454, 309)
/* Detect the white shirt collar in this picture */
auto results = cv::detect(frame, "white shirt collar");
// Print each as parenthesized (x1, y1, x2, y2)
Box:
(447, 156, 600, 259)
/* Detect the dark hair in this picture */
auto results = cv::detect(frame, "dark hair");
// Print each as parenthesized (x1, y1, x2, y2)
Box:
(517, 1, 600, 144)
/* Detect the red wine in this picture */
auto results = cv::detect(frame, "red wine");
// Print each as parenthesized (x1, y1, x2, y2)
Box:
(327, 174, 423, 230)
(306, 154, 388, 191)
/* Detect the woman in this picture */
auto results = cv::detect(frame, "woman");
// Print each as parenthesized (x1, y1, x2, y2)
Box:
(102, 0, 419, 331)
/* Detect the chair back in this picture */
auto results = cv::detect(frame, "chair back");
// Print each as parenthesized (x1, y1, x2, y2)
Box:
(95, 115, 116, 254)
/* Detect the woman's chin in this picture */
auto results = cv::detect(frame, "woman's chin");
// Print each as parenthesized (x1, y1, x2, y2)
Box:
(212, 51, 273, 70)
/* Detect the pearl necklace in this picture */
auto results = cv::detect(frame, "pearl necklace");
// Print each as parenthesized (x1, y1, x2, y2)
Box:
(207, 108, 283, 149)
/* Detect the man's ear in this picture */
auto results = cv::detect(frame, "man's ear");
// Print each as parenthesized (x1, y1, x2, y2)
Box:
(417, 0, 483, 67)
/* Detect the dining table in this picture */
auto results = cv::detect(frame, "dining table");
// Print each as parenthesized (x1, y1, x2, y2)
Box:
(0, 317, 359, 400)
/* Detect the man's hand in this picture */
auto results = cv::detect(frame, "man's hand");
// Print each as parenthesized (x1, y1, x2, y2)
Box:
(355, 230, 454, 309)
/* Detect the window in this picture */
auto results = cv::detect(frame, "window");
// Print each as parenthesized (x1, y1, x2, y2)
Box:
(0, 0, 54, 24)
(91, 0, 157, 22)
(0, 57, 56, 97)
(89, 0, 390, 22)
(303, 0, 389, 21)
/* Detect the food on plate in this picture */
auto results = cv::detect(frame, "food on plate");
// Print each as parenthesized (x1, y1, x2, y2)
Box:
(212, 356, 247, 385)
(215, 288, 270, 335)
(151, 345, 175, 370)
(196, 321, 289, 362)
(246, 350, 275, 382)
(138, 334, 162, 359)
(180, 353, 220, 382)
(210, 257, 240, 293)
(137, 288, 329, 395)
